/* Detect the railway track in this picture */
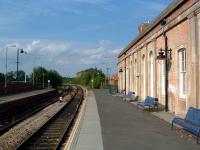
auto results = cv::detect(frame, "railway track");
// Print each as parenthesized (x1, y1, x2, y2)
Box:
(0, 86, 72, 135)
(17, 86, 83, 150)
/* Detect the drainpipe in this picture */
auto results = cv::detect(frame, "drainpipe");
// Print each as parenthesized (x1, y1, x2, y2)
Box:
(164, 32, 169, 112)
(124, 58, 126, 95)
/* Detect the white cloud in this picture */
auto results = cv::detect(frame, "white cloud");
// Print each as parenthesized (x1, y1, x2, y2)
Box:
(19, 40, 71, 55)
(40, 43, 71, 54)
(81, 46, 104, 55)
(26, 40, 41, 52)
(99, 40, 111, 46)
(110, 48, 122, 55)
(0, 38, 120, 76)
(56, 59, 69, 65)
(77, 46, 105, 64)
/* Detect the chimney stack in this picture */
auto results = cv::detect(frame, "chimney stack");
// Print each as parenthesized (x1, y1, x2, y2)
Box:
(138, 22, 150, 34)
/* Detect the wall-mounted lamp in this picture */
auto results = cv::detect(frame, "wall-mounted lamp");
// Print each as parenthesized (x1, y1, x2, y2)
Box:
(119, 68, 123, 73)
(156, 19, 172, 112)
(136, 72, 140, 77)
(156, 48, 172, 60)
(160, 19, 167, 26)
(17, 48, 27, 81)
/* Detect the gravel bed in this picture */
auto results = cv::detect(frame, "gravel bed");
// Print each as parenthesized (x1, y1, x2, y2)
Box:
(0, 94, 74, 150)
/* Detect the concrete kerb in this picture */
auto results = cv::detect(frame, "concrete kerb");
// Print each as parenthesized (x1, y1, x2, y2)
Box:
(64, 86, 88, 150)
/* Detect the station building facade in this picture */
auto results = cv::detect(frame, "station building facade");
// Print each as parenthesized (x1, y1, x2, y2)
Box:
(118, 0, 200, 116)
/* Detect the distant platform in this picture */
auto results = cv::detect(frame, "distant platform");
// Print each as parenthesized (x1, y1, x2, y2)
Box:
(0, 89, 55, 104)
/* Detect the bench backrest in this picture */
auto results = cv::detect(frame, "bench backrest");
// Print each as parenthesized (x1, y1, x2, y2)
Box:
(127, 91, 133, 97)
(185, 107, 200, 126)
(144, 96, 155, 106)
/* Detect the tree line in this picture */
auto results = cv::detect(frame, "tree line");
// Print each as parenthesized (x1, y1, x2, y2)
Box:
(0, 66, 63, 88)
(63, 68, 106, 89)
(0, 67, 106, 89)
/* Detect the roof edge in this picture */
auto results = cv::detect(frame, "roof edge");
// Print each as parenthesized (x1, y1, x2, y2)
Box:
(118, 0, 186, 58)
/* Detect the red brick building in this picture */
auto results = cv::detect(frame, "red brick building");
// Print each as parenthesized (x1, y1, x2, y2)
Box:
(108, 73, 118, 87)
(118, 0, 200, 116)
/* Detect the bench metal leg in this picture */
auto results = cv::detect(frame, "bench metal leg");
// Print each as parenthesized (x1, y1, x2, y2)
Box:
(171, 122, 174, 130)
(142, 106, 145, 112)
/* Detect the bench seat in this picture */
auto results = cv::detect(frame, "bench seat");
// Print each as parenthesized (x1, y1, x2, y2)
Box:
(137, 96, 157, 111)
(172, 107, 200, 144)
(173, 118, 200, 134)
(122, 91, 135, 101)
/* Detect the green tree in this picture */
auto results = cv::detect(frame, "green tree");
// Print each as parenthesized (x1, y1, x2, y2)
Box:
(80, 71, 92, 86)
(63, 77, 80, 84)
(93, 71, 105, 88)
(16, 70, 26, 81)
(30, 67, 48, 85)
(46, 70, 62, 88)
(78, 68, 105, 89)
(30, 67, 63, 88)
(0, 73, 4, 83)
(2, 70, 29, 83)
(6, 71, 16, 82)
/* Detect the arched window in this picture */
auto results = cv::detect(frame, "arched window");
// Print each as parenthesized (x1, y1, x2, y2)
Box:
(134, 59, 137, 94)
(161, 61, 166, 95)
(179, 48, 186, 97)
(130, 60, 133, 91)
(142, 55, 146, 98)
(149, 52, 154, 97)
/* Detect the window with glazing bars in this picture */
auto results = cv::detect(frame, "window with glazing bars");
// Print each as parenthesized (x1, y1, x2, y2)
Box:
(178, 48, 186, 97)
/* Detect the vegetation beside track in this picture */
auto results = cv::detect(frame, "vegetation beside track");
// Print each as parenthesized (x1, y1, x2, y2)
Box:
(63, 68, 106, 89)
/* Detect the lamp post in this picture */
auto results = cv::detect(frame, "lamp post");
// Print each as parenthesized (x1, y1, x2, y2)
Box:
(5, 45, 16, 91)
(118, 63, 126, 95)
(124, 57, 126, 94)
(106, 67, 110, 87)
(91, 79, 94, 89)
(16, 48, 27, 81)
(42, 71, 45, 89)
(119, 68, 123, 93)
(156, 19, 172, 112)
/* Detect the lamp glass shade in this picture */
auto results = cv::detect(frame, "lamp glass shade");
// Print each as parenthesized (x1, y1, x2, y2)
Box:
(156, 51, 166, 60)
(119, 68, 123, 73)
(20, 49, 24, 53)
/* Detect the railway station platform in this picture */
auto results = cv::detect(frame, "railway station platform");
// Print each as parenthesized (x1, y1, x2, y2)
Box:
(0, 89, 54, 104)
(73, 89, 199, 150)
(73, 90, 103, 150)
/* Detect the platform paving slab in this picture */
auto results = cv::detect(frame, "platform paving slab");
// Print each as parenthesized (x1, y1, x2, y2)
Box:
(75, 90, 103, 150)
(94, 89, 199, 150)
(131, 100, 185, 124)
(0, 89, 54, 104)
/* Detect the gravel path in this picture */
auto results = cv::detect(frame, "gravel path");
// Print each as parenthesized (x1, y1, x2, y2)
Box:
(0, 93, 74, 150)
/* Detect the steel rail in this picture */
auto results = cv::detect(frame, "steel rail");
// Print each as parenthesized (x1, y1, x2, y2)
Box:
(17, 86, 83, 150)
(0, 87, 72, 135)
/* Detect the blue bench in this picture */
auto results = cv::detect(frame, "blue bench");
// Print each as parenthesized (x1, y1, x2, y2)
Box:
(172, 107, 200, 144)
(122, 91, 134, 101)
(137, 96, 157, 110)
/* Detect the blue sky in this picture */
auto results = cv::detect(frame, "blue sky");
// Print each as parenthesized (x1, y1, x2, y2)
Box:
(0, 0, 172, 77)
